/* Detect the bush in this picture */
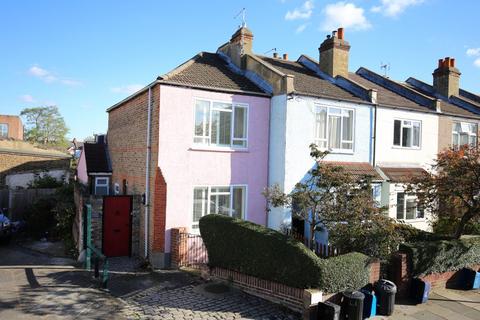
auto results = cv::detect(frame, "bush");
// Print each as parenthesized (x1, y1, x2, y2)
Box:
(433, 216, 480, 236)
(400, 237, 480, 276)
(318, 252, 371, 293)
(200, 215, 371, 291)
(394, 223, 452, 242)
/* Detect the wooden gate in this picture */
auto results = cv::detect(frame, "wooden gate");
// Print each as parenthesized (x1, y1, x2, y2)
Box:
(103, 196, 132, 257)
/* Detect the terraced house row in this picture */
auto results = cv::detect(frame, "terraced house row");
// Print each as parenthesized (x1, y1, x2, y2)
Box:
(102, 26, 480, 268)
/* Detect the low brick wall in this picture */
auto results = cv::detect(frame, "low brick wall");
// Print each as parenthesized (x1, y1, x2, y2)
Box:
(391, 251, 480, 295)
(207, 266, 312, 313)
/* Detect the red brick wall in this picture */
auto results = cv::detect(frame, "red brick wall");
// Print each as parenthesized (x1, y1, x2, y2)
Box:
(152, 167, 167, 251)
(107, 84, 161, 258)
(0, 115, 23, 140)
(170, 227, 187, 268)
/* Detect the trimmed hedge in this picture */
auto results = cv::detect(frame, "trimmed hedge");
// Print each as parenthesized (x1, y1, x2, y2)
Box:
(199, 214, 371, 291)
(394, 223, 452, 242)
(400, 237, 480, 276)
(318, 252, 371, 293)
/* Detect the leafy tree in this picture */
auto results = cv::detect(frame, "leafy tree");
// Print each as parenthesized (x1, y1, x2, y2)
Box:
(27, 172, 65, 189)
(20, 106, 69, 146)
(264, 144, 400, 259)
(408, 145, 480, 239)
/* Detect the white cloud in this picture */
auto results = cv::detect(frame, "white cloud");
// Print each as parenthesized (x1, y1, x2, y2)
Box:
(321, 2, 371, 31)
(20, 94, 36, 103)
(466, 48, 480, 57)
(285, 0, 314, 20)
(111, 84, 144, 95)
(371, 0, 424, 17)
(28, 65, 82, 86)
(296, 23, 308, 33)
(474, 58, 480, 68)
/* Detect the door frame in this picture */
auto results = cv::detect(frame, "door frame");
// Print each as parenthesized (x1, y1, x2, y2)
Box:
(102, 195, 133, 257)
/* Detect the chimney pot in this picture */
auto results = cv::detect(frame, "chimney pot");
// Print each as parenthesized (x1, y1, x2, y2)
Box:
(273, 52, 278, 58)
(283, 53, 288, 60)
(438, 59, 443, 68)
(450, 58, 455, 67)
(337, 28, 344, 40)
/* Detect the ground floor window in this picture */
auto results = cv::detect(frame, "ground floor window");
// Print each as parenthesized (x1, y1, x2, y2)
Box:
(396, 192, 423, 220)
(192, 185, 246, 229)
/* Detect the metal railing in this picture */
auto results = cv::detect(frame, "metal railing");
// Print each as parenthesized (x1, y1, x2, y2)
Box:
(177, 232, 208, 268)
(84, 204, 109, 288)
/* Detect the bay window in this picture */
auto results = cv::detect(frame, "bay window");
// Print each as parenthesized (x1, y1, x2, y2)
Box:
(396, 192, 423, 220)
(192, 185, 246, 229)
(393, 119, 421, 148)
(452, 122, 477, 148)
(314, 106, 354, 151)
(194, 99, 248, 148)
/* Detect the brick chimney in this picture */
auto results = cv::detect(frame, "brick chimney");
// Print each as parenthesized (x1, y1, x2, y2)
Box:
(319, 27, 351, 78)
(433, 57, 461, 98)
(218, 27, 254, 68)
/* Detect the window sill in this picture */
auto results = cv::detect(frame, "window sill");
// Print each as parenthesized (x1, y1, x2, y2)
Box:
(397, 218, 426, 223)
(189, 145, 249, 153)
(392, 146, 421, 150)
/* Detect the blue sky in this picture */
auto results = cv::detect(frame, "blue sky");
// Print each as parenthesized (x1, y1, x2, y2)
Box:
(1, 0, 479, 140)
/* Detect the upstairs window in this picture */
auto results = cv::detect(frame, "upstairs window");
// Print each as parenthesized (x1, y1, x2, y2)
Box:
(0, 123, 8, 138)
(396, 192, 424, 220)
(452, 122, 477, 148)
(94, 177, 109, 196)
(393, 119, 421, 148)
(194, 99, 248, 148)
(314, 106, 354, 152)
(192, 185, 246, 229)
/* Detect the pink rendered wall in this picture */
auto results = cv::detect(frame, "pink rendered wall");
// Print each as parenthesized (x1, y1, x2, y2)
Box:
(158, 85, 270, 252)
(77, 149, 88, 185)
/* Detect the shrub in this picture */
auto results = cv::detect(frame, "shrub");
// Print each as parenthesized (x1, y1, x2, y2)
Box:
(400, 237, 480, 276)
(394, 223, 452, 242)
(200, 214, 371, 291)
(24, 197, 57, 238)
(318, 252, 371, 293)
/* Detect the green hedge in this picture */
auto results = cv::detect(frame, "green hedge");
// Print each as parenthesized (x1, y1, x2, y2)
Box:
(199, 215, 370, 291)
(318, 252, 371, 293)
(400, 237, 480, 276)
(394, 223, 452, 242)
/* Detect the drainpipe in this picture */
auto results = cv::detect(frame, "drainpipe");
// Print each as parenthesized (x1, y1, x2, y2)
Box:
(144, 86, 153, 259)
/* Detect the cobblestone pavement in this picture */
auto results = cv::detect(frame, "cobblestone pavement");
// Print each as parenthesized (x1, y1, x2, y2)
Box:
(121, 283, 300, 320)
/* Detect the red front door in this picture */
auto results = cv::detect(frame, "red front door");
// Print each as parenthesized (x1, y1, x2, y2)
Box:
(103, 196, 131, 257)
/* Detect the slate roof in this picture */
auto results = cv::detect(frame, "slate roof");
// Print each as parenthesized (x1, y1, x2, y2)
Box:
(159, 52, 266, 95)
(323, 161, 383, 181)
(379, 167, 427, 183)
(349, 73, 427, 112)
(83, 143, 111, 173)
(257, 56, 363, 102)
(403, 79, 480, 118)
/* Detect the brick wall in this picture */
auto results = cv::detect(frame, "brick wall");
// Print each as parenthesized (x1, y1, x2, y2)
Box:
(170, 227, 187, 268)
(0, 115, 23, 140)
(391, 251, 480, 294)
(0, 151, 70, 185)
(107, 84, 163, 264)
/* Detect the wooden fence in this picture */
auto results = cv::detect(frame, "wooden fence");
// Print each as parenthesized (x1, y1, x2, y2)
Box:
(286, 229, 340, 258)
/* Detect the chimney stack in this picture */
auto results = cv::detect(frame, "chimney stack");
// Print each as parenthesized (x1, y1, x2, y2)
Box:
(218, 26, 254, 68)
(319, 27, 350, 78)
(433, 57, 461, 98)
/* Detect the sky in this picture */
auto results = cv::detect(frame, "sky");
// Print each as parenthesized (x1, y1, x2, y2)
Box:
(1, 0, 479, 140)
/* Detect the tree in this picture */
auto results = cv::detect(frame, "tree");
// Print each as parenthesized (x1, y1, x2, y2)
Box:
(408, 145, 480, 239)
(264, 144, 399, 258)
(20, 106, 69, 146)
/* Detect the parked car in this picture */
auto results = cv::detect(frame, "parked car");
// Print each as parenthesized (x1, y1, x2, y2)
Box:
(0, 208, 12, 243)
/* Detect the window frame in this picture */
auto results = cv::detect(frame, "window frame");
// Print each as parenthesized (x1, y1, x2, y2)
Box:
(314, 105, 355, 153)
(94, 177, 109, 196)
(396, 191, 424, 220)
(0, 123, 8, 138)
(191, 184, 248, 230)
(193, 98, 249, 150)
(393, 118, 422, 149)
(452, 121, 478, 149)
